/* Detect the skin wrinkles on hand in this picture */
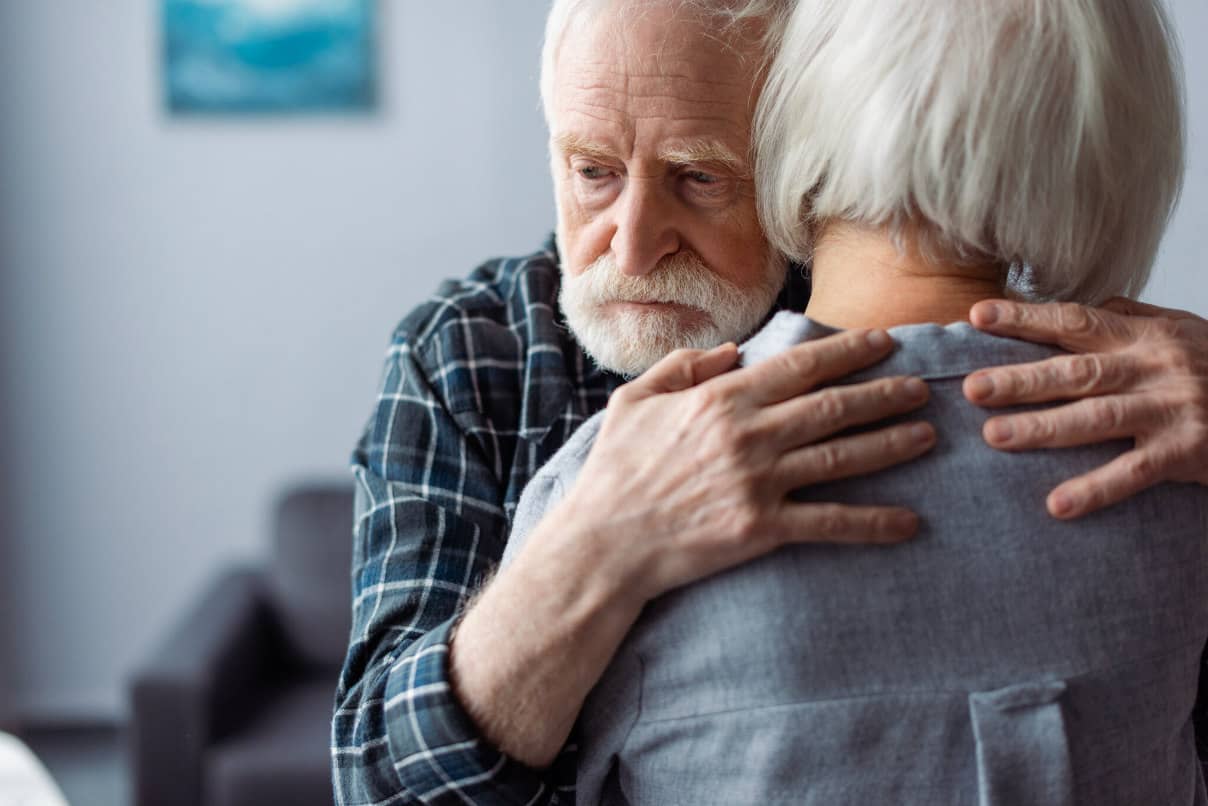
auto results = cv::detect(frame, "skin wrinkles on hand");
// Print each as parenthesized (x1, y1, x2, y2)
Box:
(966, 298, 1208, 518)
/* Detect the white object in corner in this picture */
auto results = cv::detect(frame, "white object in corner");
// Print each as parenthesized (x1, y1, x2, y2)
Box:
(0, 733, 69, 806)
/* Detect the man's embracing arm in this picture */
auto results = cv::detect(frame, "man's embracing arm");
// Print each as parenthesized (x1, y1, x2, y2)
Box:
(331, 334, 576, 806)
(451, 332, 937, 769)
(964, 298, 1208, 518)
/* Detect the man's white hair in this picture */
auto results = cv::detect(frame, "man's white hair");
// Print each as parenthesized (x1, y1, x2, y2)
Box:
(756, 0, 1185, 303)
(540, 0, 791, 125)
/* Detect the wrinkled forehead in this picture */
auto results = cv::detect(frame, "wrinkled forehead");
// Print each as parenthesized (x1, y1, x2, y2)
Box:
(556, 58, 755, 127)
(550, 4, 765, 142)
(559, 2, 766, 85)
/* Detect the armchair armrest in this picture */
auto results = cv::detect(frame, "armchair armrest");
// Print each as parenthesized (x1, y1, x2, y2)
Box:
(129, 568, 279, 806)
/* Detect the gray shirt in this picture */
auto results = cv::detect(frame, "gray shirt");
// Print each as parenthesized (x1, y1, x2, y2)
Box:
(504, 313, 1208, 806)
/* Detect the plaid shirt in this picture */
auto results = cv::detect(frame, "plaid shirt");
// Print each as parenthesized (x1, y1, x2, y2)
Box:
(331, 235, 809, 805)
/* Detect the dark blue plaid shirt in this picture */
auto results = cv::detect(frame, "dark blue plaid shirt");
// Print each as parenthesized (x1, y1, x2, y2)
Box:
(332, 235, 809, 805)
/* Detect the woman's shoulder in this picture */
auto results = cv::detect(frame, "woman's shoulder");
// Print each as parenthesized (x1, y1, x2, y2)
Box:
(739, 312, 1066, 382)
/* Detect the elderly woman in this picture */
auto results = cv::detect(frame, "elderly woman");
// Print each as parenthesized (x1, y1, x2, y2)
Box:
(503, 0, 1199, 803)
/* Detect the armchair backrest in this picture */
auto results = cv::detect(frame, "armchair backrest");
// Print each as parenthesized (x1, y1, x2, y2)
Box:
(268, 483, 354, 673)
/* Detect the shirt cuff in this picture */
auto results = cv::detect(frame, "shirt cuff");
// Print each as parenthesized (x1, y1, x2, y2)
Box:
(383, 620, 564, 805)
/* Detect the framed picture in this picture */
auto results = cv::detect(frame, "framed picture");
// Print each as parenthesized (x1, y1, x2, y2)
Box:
(162, 0, 376, 115)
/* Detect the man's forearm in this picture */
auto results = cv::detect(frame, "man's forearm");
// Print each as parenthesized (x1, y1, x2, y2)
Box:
(449, 512, 644, 769)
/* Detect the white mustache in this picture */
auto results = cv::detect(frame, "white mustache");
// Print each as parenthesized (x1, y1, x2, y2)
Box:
(571, 251, 741, 311)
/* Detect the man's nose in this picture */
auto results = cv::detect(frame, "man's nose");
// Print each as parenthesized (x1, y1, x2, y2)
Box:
(610, 180, 680, 277)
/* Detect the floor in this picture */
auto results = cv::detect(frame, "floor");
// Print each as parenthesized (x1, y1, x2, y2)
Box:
(20, 725, 128, 806)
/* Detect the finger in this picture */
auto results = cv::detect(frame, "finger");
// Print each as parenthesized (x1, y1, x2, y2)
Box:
(725, 329, 895, 405)
(763, 376, 930, 448)
(963, 352, 1141, 407)
(980, 394, 1159, 451)
(629, 343, 739, 396)
(690, 342, 742, 384)
(969, 300, 1134, 353)
(1044, 446, 1164, 519)
(772, 503, 920, 545)
(1101, 296, 1197, 320)
(773, 420, 937, 488)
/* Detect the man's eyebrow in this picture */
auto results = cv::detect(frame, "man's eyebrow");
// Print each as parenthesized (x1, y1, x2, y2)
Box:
(552, 133, 620, 162)
(660, 140, 749, 176)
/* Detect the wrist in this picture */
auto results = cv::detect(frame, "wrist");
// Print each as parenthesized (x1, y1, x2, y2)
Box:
(519, 507, 649, 621)
(448, 523, 643, 767)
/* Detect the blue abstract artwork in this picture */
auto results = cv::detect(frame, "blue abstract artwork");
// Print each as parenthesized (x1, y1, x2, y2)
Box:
(163, 0, 375, 114)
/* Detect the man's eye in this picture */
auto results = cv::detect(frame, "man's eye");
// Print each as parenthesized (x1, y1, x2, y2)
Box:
(684, 169, 718, 185)
(577, 165, 611, 180)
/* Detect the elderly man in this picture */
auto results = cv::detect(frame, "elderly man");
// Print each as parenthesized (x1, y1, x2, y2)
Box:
(331, 1, 1208, 803)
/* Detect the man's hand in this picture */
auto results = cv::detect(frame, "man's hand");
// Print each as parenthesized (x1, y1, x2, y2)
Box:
(560, 329, 936, 604)
(452, 329, 935, 769)
(963, 298, 1208, 519)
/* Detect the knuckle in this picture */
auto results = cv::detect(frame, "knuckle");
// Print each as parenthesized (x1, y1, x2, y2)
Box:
(1008, 369, 1036, 398)
(876, 426, 903, 453)
(1077, 480, 1108, 512)
(705, 410, 754, 459)
(728, 423, 758, 455)
(1152, 317, 1183, 341)
(1180, 415, 1208, 459)
(811, 506, 848, 538)
(726, 504, 763, 542)
(779, 346, 821, 380)
(1057, 303, 1097, 336)
(994, 301, 1022, 324)
(813, 389, 848, 424)
(814, 443, 843, 476)
(706, 417, 742, 454)
(687, 385, 720, 413)
(1088, 399, 1127, 434)
(1068, 355, 1106, 391)
(1158, 344, 1197, 376)
(1022, 414, 1057, 443)
(885, 425, 915, 453)
(610, 383, 637, 405)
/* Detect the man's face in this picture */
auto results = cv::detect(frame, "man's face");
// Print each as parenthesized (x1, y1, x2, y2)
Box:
(549, 4, 784, 376)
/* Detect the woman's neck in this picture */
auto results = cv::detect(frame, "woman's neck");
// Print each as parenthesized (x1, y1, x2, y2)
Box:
(804, 222, 1007, 330)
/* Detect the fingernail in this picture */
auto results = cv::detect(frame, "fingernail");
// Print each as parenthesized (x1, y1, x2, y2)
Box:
(966, 374, 995, 401)
(978, 303, 1002, 325)
(910, 423, 934, 444)
(1049, 491, 1075, 517)
(986, 420, 1013, 444)
(904, 378, 928, 401)
(866, 330, 891, 350)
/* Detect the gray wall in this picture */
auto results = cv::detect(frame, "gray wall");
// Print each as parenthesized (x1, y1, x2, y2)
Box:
(0, 1, 555, 721)
(0, 0, 1204, 723)
(1149, 0, 1208, 312)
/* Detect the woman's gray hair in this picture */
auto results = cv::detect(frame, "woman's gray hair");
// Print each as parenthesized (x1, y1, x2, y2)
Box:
(756, 0, 1185, 303)
(540, 0, 791, 126)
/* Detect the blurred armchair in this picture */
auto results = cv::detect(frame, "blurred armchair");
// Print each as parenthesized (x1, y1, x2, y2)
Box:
(130, 483, 354, 806)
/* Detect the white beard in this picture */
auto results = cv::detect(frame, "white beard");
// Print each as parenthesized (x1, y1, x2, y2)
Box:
(559, 249, 787, 378)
